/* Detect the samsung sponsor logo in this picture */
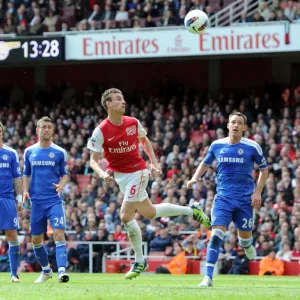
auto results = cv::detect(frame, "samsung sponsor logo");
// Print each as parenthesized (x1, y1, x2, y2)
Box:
(217, 157, 244, 163)
(32, 161, 55, 166)
(0, 163, 9, 168)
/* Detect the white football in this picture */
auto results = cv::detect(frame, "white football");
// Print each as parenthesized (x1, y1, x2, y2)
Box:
(184, 10, 208, 34)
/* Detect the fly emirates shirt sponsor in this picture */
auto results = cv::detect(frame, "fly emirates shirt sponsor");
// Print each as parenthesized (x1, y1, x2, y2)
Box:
(87, 116, 147, 173)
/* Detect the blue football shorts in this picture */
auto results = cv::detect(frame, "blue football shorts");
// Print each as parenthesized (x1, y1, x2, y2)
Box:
(30, 201, 66, 235)
(211, 195, 254, 231)
(0, 198, 19, 230)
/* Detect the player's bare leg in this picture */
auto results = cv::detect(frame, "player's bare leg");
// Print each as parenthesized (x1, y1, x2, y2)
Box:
(136, 198, 210, 229)
(32, 234, 53, 283)
(121, 201, 148, 280)
(237, 229, 256, 260)
(6, 230, 20, 283)
(53, 229, 69, 283)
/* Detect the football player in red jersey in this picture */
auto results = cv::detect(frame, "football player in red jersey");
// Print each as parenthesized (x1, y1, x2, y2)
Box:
(88, 88, 210, 279)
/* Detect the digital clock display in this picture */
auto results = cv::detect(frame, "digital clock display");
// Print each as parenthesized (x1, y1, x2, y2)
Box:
(0, 37, 64, 64)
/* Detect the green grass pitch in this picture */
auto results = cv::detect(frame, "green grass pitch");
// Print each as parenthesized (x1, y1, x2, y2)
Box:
(0, 273, 299, 300)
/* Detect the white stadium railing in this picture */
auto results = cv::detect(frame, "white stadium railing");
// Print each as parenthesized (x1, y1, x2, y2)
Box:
(209, 0, 274, 27)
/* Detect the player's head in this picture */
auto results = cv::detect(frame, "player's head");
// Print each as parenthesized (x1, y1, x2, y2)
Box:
(101, 88, 126, 114)
(36, 116, 54, 142)
(227, 112, 247, 138)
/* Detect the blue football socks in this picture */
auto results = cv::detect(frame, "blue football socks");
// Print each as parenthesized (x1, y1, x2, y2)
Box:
(55, 241, 67, 274)
(33, 243, 51, 273)
(206, 229, 225, 280)
(8, 241, 20, 277)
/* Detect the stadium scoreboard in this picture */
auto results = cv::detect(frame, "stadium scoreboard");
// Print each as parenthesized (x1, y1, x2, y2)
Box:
(0, 36, 64, 64)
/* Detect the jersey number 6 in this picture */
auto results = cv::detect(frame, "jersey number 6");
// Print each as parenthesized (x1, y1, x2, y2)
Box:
(130, 185, 136, 195)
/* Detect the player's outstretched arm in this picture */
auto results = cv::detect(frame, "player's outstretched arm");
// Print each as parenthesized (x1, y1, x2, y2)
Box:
(13, 177, 23, 212)
(251, 168, 269, 211)
(187, 161, 209, 189)
(89, 150, 113, 183)
(139, 136, 162, 176)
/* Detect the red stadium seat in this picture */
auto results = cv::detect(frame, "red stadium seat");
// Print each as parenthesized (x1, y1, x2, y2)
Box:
(190, 130, 203, 144)
(190, 130, 201, 137)
(191, 136, 203, 145)
(76, 174, 92, 193)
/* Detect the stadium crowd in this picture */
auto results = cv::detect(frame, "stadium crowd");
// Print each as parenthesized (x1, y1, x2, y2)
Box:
(0, 0, 299, 34)
(0, 80, 299, 274)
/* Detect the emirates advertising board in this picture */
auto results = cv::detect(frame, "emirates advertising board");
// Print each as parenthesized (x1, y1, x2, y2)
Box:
(65, 23, 300, 60)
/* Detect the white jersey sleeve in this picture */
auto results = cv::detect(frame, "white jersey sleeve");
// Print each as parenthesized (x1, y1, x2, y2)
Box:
(87, 127, 104, 153)
(137, 119, 147, 138)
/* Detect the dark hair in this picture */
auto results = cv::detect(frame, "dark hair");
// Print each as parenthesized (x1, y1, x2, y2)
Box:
(228, 112, 247, 125)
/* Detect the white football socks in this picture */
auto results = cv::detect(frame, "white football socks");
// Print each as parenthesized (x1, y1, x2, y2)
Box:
(125, 219, 144, 263)
(154, 203, 193, 218)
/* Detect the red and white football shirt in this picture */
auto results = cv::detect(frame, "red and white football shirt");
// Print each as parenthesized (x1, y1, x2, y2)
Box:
(87, 116, 147, 173)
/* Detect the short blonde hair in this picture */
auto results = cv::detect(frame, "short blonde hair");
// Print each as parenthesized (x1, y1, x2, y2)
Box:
(37, 116, 53, 128)
(101, 88, 122, 111)
(0, 122, 4, 133)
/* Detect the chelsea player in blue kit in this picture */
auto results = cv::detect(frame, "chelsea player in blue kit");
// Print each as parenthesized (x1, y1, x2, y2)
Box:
(23, 117, 70, 283)
(0, 122, 23, 283)
(187, 112, 269, 287)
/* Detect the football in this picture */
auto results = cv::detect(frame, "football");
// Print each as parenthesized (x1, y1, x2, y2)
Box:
(184, 10, 208, 34)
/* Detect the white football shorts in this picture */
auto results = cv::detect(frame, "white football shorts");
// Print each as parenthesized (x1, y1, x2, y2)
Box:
(114, 169, 150, 202)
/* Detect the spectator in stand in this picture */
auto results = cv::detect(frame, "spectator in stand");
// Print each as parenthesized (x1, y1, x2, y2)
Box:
(219, 241, 237, 274)
(276, 10, 289, 21)
(145, 15, 157, 27)
(115, 5, 129, 22)
(114, 224, 127, 242)
(268, 10, 277, 21)
(0, 239, 9, 272)
(88, 4, 101, 24)
(205, 6, 215, 18)
(43, 10, 58, 32)
(259, 250, 284, 276)
(242, 12, 256, 25)
(29, 8, 42, 26)
(92, 229, 108, 272)
(29, 15, 44, 34)
(291, 240, 300, 258)
(252, 11, 264, 22)
(156, 243, 188, 274)
(177, 6, 186, 25)
(229, 247, 249, 275)
(276, 242, 292, 261)
(67, 231, 93, 272)
(61, 22, 68, 31)
(258, 1, 270, 21)
(257, 241, 272, 257)
(149, 228, 173, 254)
(101, 5, 115, 21)
(189, 0, 205, 12)
(103, 233, 117, 259)
(4, 17, 16, 33)
(284, 0, 296, 21)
